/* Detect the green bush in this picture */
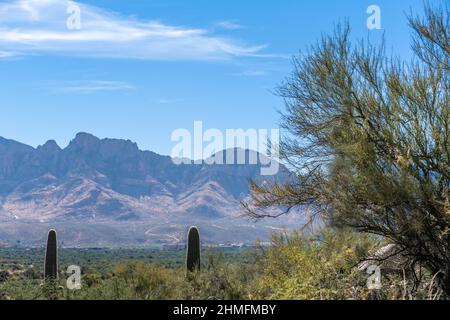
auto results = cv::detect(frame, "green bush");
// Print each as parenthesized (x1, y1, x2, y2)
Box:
(254, 230, 378, 300)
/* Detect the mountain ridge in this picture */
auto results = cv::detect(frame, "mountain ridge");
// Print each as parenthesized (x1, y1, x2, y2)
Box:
(0, 133, 298, 247)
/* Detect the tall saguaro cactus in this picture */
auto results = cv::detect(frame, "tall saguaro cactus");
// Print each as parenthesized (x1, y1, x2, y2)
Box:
(44, 229, 58, 280)
(186, 226, 201, 275)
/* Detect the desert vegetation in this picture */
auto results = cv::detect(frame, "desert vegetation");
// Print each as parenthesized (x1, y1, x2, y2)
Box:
(0, 227, 446, 300)
(0, 3, 448, 301)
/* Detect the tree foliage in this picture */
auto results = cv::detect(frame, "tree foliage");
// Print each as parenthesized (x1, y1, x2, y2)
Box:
(245, 4, 450, 294)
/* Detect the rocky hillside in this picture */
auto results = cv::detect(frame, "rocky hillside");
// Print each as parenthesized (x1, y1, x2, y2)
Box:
(0, 133, 299, 246)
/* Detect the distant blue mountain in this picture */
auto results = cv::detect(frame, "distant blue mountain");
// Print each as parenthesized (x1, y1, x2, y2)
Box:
(0, 133, 296, 247)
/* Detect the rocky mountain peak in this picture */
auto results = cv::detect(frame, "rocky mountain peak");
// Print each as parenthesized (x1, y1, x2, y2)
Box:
(38, 140, 61, 152)
(66, 132, 101, 154)
(72, 132, 100, 145)
(0, 136, 34, 153)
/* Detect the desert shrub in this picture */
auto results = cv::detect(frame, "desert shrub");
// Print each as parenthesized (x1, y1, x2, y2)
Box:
(180, 251, 258, 300)
(123, 262, 180, 299)
(41, 279, 65, 300)
(254, 230, 379, 300)
(82, 272, 103, 288)
(0, 279, 43, 300)
(253, 229, 448, 300)
(0, 270, 10, 283)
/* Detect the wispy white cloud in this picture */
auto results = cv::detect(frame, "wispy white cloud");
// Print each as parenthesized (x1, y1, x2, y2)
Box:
(0, 50, 18, 58)
(216, 20, 244, 30)
(50, 80, 135, 94)
(0, 0, 270, 60)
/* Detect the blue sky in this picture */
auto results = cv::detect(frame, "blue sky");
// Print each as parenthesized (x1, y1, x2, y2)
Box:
(0, 0, 428, 155)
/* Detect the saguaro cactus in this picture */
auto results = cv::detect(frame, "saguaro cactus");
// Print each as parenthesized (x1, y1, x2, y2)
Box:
(186, 226, 201, 275)
(44, 229, 58, 280)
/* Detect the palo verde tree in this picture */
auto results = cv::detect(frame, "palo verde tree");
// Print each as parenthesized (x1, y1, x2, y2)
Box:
(244, 4, 449, 295)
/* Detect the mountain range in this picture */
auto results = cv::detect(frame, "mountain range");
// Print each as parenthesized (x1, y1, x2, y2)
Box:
(0, 133, 300, 247)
